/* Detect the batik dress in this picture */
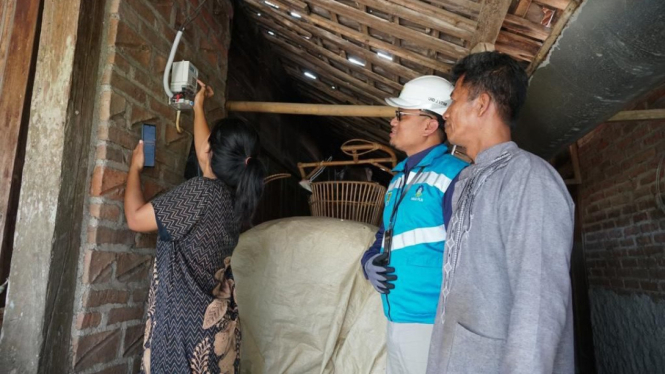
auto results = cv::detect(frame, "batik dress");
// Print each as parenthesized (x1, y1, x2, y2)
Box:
(141, 177, 241, 374)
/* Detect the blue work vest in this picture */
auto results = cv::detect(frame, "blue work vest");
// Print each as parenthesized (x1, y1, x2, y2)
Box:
(381, 144, 467, 323)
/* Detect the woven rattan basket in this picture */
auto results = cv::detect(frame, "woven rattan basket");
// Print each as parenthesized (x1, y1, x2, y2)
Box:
(309, 181, 386, 226)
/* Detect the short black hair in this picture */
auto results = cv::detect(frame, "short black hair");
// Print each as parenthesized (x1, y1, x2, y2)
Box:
(451, 51, 528, 128)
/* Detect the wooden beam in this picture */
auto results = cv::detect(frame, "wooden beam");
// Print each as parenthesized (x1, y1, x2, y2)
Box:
(246, 0, 449, 73)
(359, 0, 475, 41)
(426, 0, 482, 18)
(514, 0, 533, 17)
(227, 101, 395, 117)
(289, 89, 389, 142)
(502, 14, 550, 41)
(0, 0, 41, 285)
(495, 30, 541, 62)
(607, 109, 665, 122)
(470, 0, 513, 48)
(290, 82, 392, 130)
(535, 0, 570, 11)
(269, 39, 388, 103)
(246, 2, 420, 81)
(527, 0, 580, 75)
(471, 42, 495, 53)
(285, 66, 366, 104)
(308, 12, 449, 73)
(256, 16, 402, 91)
(315, 0, 468, 59)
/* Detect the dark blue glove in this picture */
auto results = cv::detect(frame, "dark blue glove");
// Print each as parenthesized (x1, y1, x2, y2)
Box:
(364, 252, 397, 294)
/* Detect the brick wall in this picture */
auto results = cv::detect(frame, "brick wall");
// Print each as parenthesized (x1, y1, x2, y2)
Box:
(578, 89, 665, 373)
(579, 114, 665, 299)
(71, 0, 233, 372)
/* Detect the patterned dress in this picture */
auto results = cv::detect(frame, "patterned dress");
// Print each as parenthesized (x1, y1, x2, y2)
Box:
(141, 177, 241, 374)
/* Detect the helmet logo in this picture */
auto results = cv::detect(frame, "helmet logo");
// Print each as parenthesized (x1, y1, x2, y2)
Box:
(428, 97, 447, 106)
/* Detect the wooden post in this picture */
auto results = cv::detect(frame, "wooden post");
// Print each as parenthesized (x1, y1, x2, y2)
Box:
(227, 101, 396, 117)
(0, 0, 42, 303)
(469, 0, 513, 49)
(607, 109, 665, 122)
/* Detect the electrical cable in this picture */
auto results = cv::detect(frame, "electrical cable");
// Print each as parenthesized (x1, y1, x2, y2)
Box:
(176, 110, 182, 134)
(163, 0, 209, 99)
(180, 0, 210, 31)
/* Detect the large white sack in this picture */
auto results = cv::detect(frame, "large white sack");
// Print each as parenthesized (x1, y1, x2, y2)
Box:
(232, 217, 387, 374)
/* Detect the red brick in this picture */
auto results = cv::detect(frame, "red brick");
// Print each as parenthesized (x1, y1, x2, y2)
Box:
(155, 148, 181, 170)
(142, 163, 161, 179)
(153, 1, 174, 23)
(83, 250, 116, 284)
(624, 279, 640, 290)
(99, 90, 128, 121)
(116, 253, 153, 283)
(143, 179, 164, 201)
(654, 233, 665, 243)
(153, 53, 167, 74)
(123, 324, 145, 357)
(130, 105, 159, 127)
(140, 22, 170, 52)
(97, 363, 129, 374)
(148, 97, 173, 121)
(132, 288, 150, 303)
(640, 281, 659, 292)
(108, 306, 144, 325)
(96, 143, 127, 164)
(76, 312, 102, 329)
(643, 246, 665, 256)
(98, 122, 140, 150)
(127, 0, 157, 26)
(111, 72, 147, 105)
(83, 289, 130, 308)
(89, 226, 135, 246)
(90, 203, 122, 222)
(136, 233, 157, 249)
(621, 258, 638, 268)
(633, 212, 649, 223)
(650, 268, 665, 280)
(72, 329, 122, 370)
(134, 73, 163, 101)
(161, 167, 184, 186)
(165, 124, 191, 155)
(636, 235, 653, 245)
(91, 166, 127, 197)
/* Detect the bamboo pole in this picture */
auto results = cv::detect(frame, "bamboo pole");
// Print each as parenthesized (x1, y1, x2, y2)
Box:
(227, 101, 395, 118)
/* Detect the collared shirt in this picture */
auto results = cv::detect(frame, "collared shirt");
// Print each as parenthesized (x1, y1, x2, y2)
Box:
(426, 141, 575, 373)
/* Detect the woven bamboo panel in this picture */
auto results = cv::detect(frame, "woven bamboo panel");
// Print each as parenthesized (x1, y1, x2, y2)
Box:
(309, 181, 385, 226)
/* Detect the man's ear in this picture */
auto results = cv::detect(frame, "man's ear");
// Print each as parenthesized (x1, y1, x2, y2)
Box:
(477, 92, 492, 117)
(423, 117, 440, 137)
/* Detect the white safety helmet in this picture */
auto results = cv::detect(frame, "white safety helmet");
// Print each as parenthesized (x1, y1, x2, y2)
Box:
(385, 75, 454, 116)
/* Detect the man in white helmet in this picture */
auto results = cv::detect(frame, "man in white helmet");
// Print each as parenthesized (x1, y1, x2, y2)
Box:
(360, 76, 468, 374)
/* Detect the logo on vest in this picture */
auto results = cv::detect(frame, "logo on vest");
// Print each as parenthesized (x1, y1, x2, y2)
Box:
(411, 186, 424, 202)
(386, 191, 392, 204)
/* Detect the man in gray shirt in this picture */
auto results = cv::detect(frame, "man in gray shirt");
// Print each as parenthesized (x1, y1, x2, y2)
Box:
(426, 52, 575, 374)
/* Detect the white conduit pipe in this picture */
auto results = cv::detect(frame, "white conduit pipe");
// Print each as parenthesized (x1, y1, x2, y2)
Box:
(163, 30, 184, 99)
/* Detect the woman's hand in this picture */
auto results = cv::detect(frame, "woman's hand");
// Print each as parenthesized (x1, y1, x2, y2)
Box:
(131, 140, 145, 172)
(194, 79, 214, 111)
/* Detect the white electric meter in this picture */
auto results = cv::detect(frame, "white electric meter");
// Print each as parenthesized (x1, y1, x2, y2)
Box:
(168, 61, 198, 110)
